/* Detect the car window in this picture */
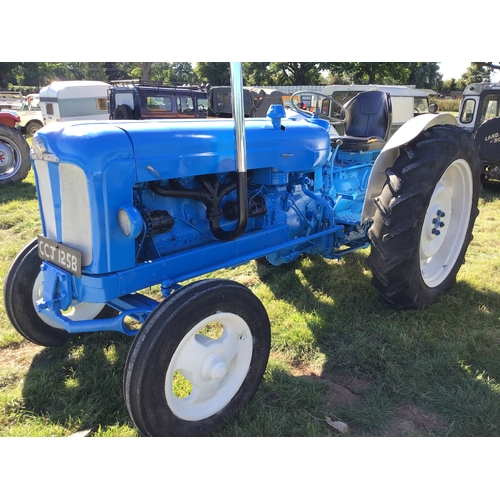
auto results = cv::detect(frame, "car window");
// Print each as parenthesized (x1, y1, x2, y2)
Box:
(482, 95, 500, 121)
(414, 97, 429, 113)
(197, 97, 208, 113)
(178, 96, 194, 115)
(459, 98, 476, 124)
(146, 96, 173, 112)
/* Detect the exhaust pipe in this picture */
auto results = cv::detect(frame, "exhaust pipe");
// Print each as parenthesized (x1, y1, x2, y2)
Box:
(225, 62, 248, 240)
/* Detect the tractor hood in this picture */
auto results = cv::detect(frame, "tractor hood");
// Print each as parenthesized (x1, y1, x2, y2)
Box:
(33, 117, 331, 183)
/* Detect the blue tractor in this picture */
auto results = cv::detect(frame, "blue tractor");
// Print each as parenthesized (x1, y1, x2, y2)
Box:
(4, 64, 481, 436)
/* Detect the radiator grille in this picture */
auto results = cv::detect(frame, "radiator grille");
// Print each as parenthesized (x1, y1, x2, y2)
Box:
(34, 160, 93, 267)
(59, 163, 92, 266)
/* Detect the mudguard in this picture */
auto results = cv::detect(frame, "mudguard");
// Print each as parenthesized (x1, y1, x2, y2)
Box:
(361, 113, 457, 223)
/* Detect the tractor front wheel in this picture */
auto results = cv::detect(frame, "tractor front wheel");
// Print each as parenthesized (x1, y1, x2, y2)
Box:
(4, 239, 117, 347)
(123, 279, 271, 436)
(367, 125, 481, 309)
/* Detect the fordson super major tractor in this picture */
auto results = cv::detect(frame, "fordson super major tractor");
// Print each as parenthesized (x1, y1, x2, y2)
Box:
(4, 64, 481, 436)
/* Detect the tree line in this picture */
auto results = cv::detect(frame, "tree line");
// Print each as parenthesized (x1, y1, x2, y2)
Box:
(0, 62, 497, 92)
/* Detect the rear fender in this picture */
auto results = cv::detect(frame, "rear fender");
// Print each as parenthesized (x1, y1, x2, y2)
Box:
(361, 113, 457, 223)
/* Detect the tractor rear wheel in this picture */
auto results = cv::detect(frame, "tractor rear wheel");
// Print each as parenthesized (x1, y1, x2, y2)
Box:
(123, 279, 271, 436)
(0, 124, 31, 185)
(367, 125, 481, 309)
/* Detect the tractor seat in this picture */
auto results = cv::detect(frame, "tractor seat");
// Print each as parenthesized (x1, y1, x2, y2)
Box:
(336, 91, 392, 151)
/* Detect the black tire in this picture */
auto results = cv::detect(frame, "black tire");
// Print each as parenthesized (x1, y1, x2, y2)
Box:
(0, 124, 31, 185)
(124, 279, 271, 436)
(4, 239, 118, 347)
(367, 125, 481, 309)
(113, 104, 134, 120)
(25, 121, 42, 136)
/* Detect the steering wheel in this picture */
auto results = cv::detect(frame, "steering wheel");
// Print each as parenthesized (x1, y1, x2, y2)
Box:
(414, 107, 420, 115)
(290, 90, 346, 124)
(198, 104, 205, 111)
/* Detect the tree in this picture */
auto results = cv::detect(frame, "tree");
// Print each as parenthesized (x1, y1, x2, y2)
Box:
(406, 62, 442, 89)
(269, 62, 322, 85)
(242, 62, 274, 86)
(142, 63, 153, 82)
(461, 63, 495, 85)
(0, 63, 24, 89)
(195, 62, 231, 86)
(441, 78, 464, 93)
(104, 62, 129, 82)
(322, 62, 411, 85)
(170, 63, 196, 83)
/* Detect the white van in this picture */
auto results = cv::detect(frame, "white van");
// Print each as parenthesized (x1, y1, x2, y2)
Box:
(322, 84, 437, 137)
(39, 81, 109, 125)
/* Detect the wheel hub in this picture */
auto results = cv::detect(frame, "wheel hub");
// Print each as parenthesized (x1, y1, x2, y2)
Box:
(421, 185, 451, 259)
(431, 210, 446, 235)
(201, 354, 227, 380)
(0, 142, 14, 173)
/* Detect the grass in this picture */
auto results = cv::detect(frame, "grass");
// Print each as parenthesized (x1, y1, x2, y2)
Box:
(1, 150, 500, 437)
(431, 98, 461, 113)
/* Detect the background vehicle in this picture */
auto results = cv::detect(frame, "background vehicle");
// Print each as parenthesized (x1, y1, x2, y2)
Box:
(4, 64, 481, 437)
(0, 91, 23, 111)
(457, 82, 500, 181)
(108, 80, 208, 120)
(207, 85, 256, 117)
(207, 86, 291, 118)
(3, 94, 44, 136)
(39, 81, 109, 125)
(0, 114, 31, 185)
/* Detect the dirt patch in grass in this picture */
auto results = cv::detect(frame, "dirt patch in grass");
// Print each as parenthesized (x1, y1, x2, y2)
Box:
(287, 359, 445, 436)
(382, 404, 447, 437)
(0, 342, 43, 371)
(289, 359, 371, 407)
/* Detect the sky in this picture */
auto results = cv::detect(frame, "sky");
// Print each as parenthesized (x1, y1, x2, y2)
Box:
(438, 62, 470, 81)
(439, 62, 499, 82)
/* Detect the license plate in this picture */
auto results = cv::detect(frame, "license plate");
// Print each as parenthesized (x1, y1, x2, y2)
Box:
(37, 235, 82, 278)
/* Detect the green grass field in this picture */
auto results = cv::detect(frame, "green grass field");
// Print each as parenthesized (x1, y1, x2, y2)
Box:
(1, 150, 500, 437)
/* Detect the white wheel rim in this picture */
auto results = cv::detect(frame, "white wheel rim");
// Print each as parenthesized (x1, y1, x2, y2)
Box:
(419, 159, 473, 288)
(165, 312, 253, 421)
(33, 272, 106, 328)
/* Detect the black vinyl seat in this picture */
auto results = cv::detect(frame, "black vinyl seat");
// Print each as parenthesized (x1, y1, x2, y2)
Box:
(337, 91, 392, 151)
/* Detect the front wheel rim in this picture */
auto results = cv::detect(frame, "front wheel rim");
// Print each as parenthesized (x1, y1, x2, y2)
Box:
(32, 272, 106, 328)
(419, 159, 473, 288)
(165, 312, 253, 421)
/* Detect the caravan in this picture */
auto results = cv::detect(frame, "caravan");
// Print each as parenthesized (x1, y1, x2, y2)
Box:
(39, 81, 109, 125)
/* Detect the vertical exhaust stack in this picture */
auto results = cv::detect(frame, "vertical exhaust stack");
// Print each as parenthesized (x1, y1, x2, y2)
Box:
(226, 62, 248, 240)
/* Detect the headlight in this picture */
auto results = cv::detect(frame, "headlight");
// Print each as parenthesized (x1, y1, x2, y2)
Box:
(30, 135, 60, 162)
(118, 206, 144, 238)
